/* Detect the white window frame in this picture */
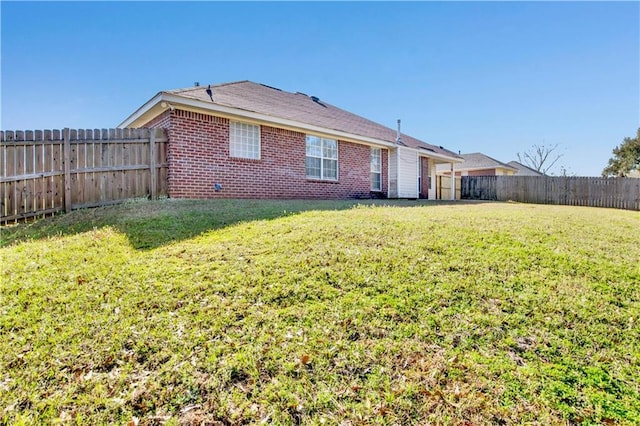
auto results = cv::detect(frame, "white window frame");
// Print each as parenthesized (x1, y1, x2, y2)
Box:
(230, 121, 260, 160)
(306, 135, 338, 181)
(371, 147, 382, 191)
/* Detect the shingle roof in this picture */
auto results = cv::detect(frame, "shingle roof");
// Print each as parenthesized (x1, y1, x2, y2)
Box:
(165, 81, 460, 160)
(437, 152, 518, 172)
(506, 161, 544, 176)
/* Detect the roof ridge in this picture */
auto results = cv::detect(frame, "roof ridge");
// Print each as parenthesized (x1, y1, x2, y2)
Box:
(214, 80, 250, 88)
(167, 80, 251, 94)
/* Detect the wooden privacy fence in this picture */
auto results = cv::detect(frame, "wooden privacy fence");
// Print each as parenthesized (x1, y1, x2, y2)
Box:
(1, 128, 168, 223)
(461, 176, 640, 211)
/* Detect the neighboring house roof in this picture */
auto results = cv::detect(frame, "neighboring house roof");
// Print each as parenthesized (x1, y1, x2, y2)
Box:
(120, 80, 462, 162)
(506, 161, 544, 176)
(436, 152, 518, 173)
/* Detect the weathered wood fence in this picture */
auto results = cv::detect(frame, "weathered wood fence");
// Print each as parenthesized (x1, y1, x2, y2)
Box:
(461, 176, 640, 211)
(1, 128, 168, 223)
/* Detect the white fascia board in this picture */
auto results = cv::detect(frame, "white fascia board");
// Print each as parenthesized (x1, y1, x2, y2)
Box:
(120, 93, 398, 149)
(118, 92, 164, 128)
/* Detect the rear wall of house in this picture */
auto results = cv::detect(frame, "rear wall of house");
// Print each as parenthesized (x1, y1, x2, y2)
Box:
(145, 109, 388, 199)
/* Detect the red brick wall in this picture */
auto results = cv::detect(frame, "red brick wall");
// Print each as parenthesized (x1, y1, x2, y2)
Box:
(144, 109, 388, 199)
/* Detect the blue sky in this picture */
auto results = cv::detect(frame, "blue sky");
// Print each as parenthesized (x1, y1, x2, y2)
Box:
(2, 1, 638, 176)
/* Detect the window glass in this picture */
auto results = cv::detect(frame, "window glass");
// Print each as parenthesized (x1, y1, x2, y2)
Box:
(306, 135, 338, 180)
(230, 121, 260, 159)
(371, 148, 382, 190)
(305, 157, 321, 179)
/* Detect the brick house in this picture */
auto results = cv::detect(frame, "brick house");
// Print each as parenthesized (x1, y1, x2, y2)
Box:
(119, 81, 462, 200)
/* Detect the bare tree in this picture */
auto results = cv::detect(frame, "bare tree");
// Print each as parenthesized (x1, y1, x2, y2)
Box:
(517, 143, 564, 175)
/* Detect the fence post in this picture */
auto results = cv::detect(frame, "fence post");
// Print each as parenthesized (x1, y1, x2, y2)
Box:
(149, 128, 157, 200)
(63, 128, 72, 212)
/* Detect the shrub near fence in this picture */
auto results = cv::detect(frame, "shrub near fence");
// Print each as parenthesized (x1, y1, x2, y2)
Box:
(461, 175, 640, 211)
(1, 128, 168, 223)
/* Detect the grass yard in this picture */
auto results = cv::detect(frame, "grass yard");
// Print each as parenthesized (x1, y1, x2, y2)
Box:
(1, 199, 639, 425)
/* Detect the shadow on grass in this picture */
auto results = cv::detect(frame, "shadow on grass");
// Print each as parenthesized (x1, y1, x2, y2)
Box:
(1, 198, 492, 250)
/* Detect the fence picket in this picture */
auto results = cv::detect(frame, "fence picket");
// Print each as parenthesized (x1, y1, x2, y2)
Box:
(1, 127, 167, 222)
(461, 176, 639, 211)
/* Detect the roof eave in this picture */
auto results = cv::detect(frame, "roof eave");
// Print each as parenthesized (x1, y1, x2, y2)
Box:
(417, 147, 464, 163)
(119, 93, 402, 149)
(119, 91, 462, 162)
(118, 92, 165, 128)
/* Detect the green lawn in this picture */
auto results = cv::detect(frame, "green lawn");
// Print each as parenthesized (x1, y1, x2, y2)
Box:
(1, 199, 639, 425)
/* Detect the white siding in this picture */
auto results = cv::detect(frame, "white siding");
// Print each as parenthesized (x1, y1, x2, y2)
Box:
(388, 149, 398, 198)
(397, 146, 418, 198)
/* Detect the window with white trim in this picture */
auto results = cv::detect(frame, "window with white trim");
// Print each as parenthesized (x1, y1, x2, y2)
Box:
(306, 135, 338, 180)
(371, 147, 382, 191)
(230, 121, 260, 159)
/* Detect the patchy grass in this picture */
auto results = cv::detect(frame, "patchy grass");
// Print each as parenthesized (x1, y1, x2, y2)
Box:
(1, 199, 639, 425)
